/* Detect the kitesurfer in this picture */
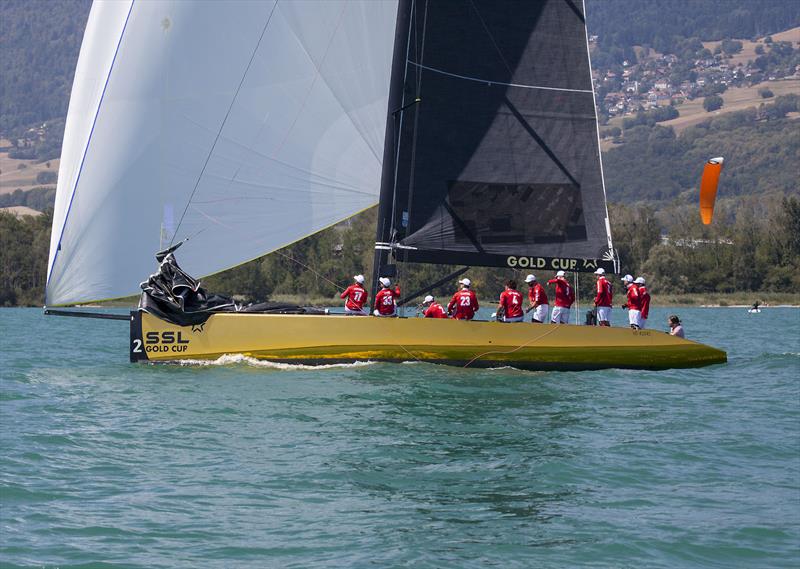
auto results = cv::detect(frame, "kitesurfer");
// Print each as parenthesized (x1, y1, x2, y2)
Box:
(447, 278, 479, 320)
(593, 268, 613, 326)
(373, 277, 400, 317)
(525, 274, 549, 323)
(636, 277, 650, 329)
(621, 274, 641, 329)
(497, 280, 524, 322)
(340, 274, 368, 315)
(547, 270, 575, 324)
(668, 315, 685, 338)
(422, 295, 447, 318)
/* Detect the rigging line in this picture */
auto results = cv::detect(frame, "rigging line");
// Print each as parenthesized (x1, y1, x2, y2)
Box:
(47, 0, 136, 286)
(272, 249, 346, 293)
(171, 0, 279, 246)
(468, 0, 513, 76)
(403, 0, 429, 248)
(407, 62, 593, 93)
(463, 325, 561, 369)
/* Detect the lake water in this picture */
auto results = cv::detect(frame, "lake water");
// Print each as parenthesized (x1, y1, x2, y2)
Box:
(1, 306, 798, 568)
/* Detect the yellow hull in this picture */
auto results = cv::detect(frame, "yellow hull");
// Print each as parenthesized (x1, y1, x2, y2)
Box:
(130, 311, 727, 371)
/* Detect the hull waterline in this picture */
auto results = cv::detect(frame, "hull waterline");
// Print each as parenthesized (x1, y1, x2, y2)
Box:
(131, 311, 727, 371)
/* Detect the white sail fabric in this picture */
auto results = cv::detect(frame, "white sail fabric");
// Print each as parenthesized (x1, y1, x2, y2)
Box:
(47, 0, 398, 305)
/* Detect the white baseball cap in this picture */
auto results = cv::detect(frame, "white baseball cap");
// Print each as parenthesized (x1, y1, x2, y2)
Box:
(354, 274, 365, 284)
(423, 295, 434, 303)
(594, 268, 605, 275)
(634, 277, 646, 284)
(379, 277, 391, 287)
(459, 278, 471, 287)
(525, 274, 536, 283)
(621, 274, 633, 282)
(556, 270, 566, 277)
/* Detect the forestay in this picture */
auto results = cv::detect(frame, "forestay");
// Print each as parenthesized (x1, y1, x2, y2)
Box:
(47, 0, 398, 306)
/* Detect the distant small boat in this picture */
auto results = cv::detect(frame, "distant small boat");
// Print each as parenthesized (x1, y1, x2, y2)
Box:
(748, 308, 762, 314)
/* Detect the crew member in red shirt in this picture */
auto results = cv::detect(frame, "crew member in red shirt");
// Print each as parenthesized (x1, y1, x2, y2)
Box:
(621, 274, 641, 329)
(635, 277, 650, 329)
(340, 274, 368, 315)
(421, 295, 447, 318)
(447, 278, 479, 320)
(593, 268, 613, 326)
(373, 277, 400, 317)
(497, 279, 524, 322)
(525, 274, 549, 323)
(547, 270, 575, 324)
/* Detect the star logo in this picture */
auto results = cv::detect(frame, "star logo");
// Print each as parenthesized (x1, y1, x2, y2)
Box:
(191, 322, 205, 333)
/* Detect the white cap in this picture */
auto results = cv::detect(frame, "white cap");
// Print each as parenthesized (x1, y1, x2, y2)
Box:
(459, 278, 471, 287)
(634, 277, 646, 284)
(594, 268, 605, 275)
(379, 277, 391, 287)
(354, 274, 365, 284)
(525, 274, 536, 283)
(556, 270, 566, 277)
(622, 274, 633, 282)
(423, 295, 434, 303)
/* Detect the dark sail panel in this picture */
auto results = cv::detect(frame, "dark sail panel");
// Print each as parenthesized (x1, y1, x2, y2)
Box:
(381, 0, 614, 273)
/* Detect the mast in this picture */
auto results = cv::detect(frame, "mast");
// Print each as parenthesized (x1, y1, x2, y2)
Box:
(372, 0, 414, 298)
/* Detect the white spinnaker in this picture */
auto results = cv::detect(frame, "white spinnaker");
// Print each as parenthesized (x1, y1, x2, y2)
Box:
(47, 0, 398, 306)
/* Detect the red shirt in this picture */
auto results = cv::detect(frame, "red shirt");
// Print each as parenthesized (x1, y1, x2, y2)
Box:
(447, 289, 479, 320)
(594, 276, 613, 307)
(340, 284, 367, 311)
(374, 286, 400, 315)
(499, 289, 524, 318)
(527, 283, 548, 306)
(626, 283, 641, 311)
(547, 278, 575, 308)
(423, 302, 447, 318)
(638, 285, 651, 319)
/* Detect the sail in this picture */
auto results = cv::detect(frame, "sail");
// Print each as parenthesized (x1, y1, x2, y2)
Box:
(376, 0, 614, 274)
(46, 0, 398, 306)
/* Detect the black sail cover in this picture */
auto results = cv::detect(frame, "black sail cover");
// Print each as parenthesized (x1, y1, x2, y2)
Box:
(379, 0, 615, 274)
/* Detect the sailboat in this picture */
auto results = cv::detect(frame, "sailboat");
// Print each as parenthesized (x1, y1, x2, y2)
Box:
(45, 0, 726, 370)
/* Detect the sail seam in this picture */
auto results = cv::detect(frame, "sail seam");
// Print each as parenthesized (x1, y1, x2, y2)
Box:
(171, 0, 279, 246)
(47, 0, 136, 290)
(407, 61, 593, 93)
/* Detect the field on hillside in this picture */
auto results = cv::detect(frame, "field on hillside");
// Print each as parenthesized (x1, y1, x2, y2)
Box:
(702, 26, 800, 66)
(0, 139, 59, 195)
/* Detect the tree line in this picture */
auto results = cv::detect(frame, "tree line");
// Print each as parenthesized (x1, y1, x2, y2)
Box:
(3, 196, 798, 307)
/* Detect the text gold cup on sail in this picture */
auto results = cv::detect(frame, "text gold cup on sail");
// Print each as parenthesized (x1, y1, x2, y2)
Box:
(506, 256, 577, 270)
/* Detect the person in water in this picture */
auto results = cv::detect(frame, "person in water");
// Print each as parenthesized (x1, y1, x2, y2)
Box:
(525, 274, 549, 323)
(668, 315, 685, 338)
(547, 270, 575, 324)
(373, 277, 400, 317)
(752, 301, 761, 311)
(593, 267, 613, 326)
(621, 274, 641, 329)
(497, 279, 524, 322)
(635, 277, 650, 329)
(421, 295, 447, 318)
(340, 274, 368, 315)
(447, 278, 479, 320)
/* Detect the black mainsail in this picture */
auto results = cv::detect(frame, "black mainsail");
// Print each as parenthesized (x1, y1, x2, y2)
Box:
(373, 0, 615, 285)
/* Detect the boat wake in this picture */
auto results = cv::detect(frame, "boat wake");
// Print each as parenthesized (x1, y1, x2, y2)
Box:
(173, 353, 378, 370)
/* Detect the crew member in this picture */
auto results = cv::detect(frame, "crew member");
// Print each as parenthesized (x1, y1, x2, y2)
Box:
(447, 278, 479, 320)
(422, 295, 447, 318)
(593, 268, 613, 326)
(340, 274, 368, 315)
(497, 280, 524, 323)
(635, 277, 650, 329)
(373, 277, 400, 317)
(547, 270, 575, 324)
(525, 274, 549, 323)
(621, 274, 641, 329)
(668, 315, 685, 338)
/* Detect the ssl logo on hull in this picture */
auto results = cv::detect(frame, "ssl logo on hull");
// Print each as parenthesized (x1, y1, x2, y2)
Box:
(143, 331, 190, 353)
